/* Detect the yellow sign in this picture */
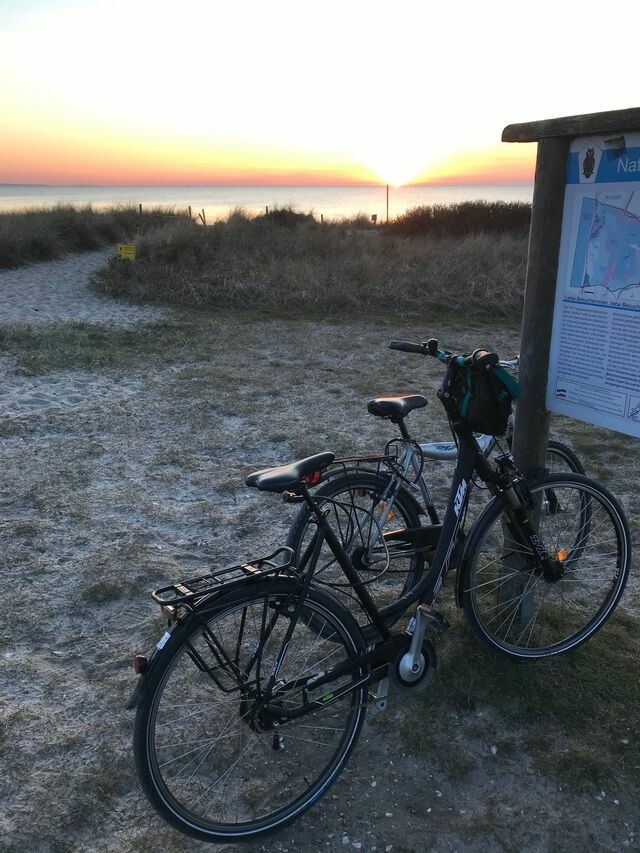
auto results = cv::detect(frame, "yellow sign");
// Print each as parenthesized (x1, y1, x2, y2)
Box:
(116, 243, 136, 260)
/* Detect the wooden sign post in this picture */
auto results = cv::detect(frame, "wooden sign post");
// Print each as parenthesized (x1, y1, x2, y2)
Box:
(502, 107, 640, 474)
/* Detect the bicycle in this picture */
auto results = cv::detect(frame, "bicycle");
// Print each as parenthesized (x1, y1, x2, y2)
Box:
(286, 345, 584, 624)
(128, 340, 630, 842)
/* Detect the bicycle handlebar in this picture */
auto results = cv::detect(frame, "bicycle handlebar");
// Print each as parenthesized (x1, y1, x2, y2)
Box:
(389, 339, 499, 369)
(388, 340, 429, 355)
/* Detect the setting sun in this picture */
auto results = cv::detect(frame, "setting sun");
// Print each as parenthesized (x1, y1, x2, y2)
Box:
(361, 140, 434, 187)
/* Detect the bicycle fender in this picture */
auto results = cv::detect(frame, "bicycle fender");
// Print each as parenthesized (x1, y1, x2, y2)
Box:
(124, 578, 307, 710)
(124, 618, 187, 710)
(124, 589, 229, 710)
(397, 485, 426, 519)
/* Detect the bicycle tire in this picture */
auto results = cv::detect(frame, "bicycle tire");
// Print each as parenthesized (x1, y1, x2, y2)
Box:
(545, 440, 585, 475)
(286, 471, 425, 624)
(460, 472, 631, 659)
(134, 579, 367, 842)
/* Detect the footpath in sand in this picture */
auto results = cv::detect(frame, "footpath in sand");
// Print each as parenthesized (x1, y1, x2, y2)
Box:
(0, 249, 166, 417)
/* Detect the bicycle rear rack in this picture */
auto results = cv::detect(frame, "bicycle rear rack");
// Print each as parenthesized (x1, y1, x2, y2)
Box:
(151, 547, 294, 607)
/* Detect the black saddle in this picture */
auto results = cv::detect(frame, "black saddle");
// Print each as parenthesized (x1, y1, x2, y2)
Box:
(366, 394, 427, 422)
(246, 451, 335, 493)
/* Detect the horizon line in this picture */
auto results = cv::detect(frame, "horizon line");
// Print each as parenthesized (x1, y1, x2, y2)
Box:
(0, 180, 535, 189)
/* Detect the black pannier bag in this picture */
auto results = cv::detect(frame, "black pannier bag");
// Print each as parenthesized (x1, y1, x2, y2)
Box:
(449, 363, 520, 436)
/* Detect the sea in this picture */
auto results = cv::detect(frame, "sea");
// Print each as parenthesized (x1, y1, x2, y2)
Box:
(0, 183, 533, 223)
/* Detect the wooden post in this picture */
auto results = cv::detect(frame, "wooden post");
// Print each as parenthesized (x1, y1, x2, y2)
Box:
(510, 137, 569, 474)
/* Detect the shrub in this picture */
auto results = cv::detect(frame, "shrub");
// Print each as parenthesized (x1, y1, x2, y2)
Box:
(386, 200, 531, 238)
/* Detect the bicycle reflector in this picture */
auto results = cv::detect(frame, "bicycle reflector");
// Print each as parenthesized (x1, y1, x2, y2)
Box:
(161, 605, 178, 622)
(556, 548, 569, 562)
(304, 471, 322, 486)
(133, 655, 148, 675)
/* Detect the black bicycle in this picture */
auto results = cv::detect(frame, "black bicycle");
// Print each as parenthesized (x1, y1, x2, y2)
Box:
(285, 344, 584, 626)
(128, 340, 630, 842)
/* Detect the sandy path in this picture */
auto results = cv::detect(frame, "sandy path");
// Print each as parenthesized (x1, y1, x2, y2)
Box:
(0, 249, 164, 326)
(0, 250, 165, 417)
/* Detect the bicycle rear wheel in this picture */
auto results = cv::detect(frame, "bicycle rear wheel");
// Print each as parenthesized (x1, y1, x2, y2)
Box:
(286, 471, 426, 623)
(134, 580, 367, 842)
(460, 473, 630, 659)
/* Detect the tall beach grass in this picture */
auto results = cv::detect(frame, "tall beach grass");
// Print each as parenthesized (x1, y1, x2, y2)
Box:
(93, 203, 529, 320)
(0, 203, 185, 268)
(0, 201, 531, 320)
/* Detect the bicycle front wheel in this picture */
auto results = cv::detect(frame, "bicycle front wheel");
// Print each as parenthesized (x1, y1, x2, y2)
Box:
(134, 580, 367, 842)
(460, 473, 631, 659)
(286, 471, 425, 623)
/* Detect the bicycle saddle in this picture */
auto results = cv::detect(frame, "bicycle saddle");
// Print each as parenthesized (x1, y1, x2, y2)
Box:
(246, 451, 335, 492)
(367, 394, 427, 421)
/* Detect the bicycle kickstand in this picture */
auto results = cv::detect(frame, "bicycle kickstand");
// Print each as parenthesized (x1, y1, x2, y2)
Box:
(401, 603, 449, 678)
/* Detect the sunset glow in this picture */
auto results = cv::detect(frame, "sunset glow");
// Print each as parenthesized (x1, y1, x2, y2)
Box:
(1, 1, 638, 188)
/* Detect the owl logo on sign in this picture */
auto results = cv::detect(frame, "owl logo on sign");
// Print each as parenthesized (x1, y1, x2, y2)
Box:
(582, 147, 596, 179)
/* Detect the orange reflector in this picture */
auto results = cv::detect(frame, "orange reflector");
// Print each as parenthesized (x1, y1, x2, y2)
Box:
(556, 548, 569, 561)
(378, 501, 396, 521)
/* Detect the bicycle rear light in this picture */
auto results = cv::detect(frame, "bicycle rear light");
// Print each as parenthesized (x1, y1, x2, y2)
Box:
(133, 654, 148, 675)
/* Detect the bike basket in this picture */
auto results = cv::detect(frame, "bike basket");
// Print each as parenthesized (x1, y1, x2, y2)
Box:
(450, 364, 520, 435)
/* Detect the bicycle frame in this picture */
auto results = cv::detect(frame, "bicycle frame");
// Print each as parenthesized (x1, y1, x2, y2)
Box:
(253, 429, 499, 723)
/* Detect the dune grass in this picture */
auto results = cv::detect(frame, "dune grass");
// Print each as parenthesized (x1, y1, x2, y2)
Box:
(0, 200, 531, 319)
(0, 203, 186, 268)
(92, 206, 529, 320)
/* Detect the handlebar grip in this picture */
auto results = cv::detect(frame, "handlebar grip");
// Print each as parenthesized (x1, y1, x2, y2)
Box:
(389, 340, 426, 354)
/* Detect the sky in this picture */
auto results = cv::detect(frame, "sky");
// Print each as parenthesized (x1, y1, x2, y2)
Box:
(1, 0, 639, 187)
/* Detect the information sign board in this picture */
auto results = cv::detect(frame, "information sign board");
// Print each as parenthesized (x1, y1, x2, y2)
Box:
(547, 133, 640, 437)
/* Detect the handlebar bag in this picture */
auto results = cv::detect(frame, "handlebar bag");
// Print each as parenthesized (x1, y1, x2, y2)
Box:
(451, 365, 520, 435)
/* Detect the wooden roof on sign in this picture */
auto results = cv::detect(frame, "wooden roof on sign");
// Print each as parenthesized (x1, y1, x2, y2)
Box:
(502, 106, 640, 142)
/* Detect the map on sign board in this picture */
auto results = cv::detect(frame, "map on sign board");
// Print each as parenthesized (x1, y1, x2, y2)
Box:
(569, 194, 640, 306)
(547, 133, 640, 437)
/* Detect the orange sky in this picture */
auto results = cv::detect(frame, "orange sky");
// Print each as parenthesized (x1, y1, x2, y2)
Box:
(1, 1, 636, 187)
(1, 126, 536, 186)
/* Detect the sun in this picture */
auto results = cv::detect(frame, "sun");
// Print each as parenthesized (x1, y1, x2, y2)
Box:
(359, 140, 431, 187)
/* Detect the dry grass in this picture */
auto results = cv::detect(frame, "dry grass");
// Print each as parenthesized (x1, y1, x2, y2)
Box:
(0, 204, 186, 268)
(92, 208, 528, 320)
